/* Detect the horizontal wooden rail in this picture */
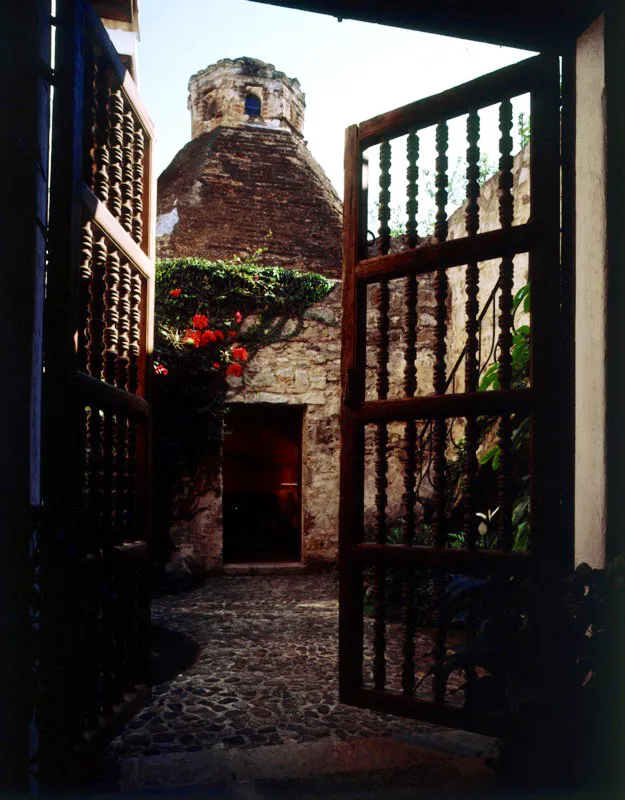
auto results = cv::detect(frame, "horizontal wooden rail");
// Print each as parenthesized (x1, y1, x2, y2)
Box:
(342, 687, 502, 737)
(82, 185, 153, 277)
(355, 224, 532, 282)
(353, 388, 532, 422)
(350, 542, 532, 573)
(77, 371, 149, 418)
(359, 54, 547, 148)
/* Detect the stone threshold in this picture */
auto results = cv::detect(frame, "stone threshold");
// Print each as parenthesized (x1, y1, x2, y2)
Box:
(117, 733, 496, 794)
(222, 562, 307, 576)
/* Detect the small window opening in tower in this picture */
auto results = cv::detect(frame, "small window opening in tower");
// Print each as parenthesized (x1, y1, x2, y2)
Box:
(245, 93, 261, 117)
(205, 96, 216, 119)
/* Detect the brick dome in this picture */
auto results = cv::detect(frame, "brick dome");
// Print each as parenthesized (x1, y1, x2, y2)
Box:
(156, 58, 343, 278)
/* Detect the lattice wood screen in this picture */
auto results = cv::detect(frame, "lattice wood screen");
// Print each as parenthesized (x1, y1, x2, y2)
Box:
(339, 55, 563, 733)
(40, 0, 155, 778)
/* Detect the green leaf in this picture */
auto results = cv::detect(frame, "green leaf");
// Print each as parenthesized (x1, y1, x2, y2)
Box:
(479, 445, 501, 469)
(479, 363, 500, 392)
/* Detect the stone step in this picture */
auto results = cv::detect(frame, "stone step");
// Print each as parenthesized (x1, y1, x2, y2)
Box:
(111, 734, 495, 795)
(222, 562, 308, 576)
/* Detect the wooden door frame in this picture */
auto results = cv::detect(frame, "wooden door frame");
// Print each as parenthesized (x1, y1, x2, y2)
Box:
(0, 1, 52, 791)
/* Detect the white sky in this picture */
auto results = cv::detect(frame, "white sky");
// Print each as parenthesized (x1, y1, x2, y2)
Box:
(138, 0, 535, 201)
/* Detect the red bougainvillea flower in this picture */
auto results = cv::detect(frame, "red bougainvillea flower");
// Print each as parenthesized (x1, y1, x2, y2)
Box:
(200, 329, 217, 346)
(192, 314, 209, 330)
(214, 330, 225, 341)
(154, 363, 168, 375)
(169, 288, 182, 297)
(228, 331, 237, 339)
(226, 363, 243, 377)
(213, 362, 221, 369)
(184, 329, 200, 347)
(231, 347, 249, 362)
(234, 311, 243, 324)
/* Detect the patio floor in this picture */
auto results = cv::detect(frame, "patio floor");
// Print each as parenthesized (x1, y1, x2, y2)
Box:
(106, 574, 495, 794)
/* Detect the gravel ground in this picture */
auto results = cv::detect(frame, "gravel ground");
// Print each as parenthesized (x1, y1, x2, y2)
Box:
(108, 574, 450, 759)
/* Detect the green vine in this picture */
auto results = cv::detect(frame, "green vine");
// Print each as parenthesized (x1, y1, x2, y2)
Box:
(151, 251, 333, 567)
(478, 282, 531, 551)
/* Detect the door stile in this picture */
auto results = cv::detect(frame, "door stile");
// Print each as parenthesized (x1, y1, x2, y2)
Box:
(528, 57, 567, 572)
(339, 124, 367, 701)
(41, 0, 89, 770)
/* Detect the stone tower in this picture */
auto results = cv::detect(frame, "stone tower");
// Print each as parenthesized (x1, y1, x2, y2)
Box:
(188, 57, 305, 139)
(156, 57, 342, 277)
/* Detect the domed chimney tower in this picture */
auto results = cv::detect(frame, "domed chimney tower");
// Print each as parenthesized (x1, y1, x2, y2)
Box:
(157, 57, 342, 277)
(188, 57, 305, 139)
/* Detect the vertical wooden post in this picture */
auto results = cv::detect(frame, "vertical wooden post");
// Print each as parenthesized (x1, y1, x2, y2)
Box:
(529, 56, 566, 570)
(604, 5, 625, 791)
(42, 0, 87, 784)
(0, 0, 51, 792)
(339, 125, 366, 700)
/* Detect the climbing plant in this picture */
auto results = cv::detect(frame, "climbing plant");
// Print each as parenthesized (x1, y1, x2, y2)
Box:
(153, 251, 332, 433)
(151, 252, 333, 568)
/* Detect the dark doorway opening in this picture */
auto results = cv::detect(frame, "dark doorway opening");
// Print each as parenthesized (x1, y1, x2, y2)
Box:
(223, 404, 303, 563)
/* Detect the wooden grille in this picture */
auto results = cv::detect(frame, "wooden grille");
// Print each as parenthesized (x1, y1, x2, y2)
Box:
(41, 0, 154, 775)
(339, 55, 562, 733)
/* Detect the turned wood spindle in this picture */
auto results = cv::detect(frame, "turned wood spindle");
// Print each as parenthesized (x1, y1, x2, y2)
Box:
(78, 221, 94, 372)
(116, 261, 132, 391)
(89, 236, 107, 381)
(434, 122, 449, 244)
(107, 88, 124, 219)
(128, 273, 142, 394)
(121, 111, 135, 234)
(103, 249, 120, 385)
(406, 130, 419, 248)
(132, 125, 145, 245)
(378, 140, 392, 255)
(496, 99, 515, 551)
(93, 61, 110, 202)
(464, 110, 481, 549)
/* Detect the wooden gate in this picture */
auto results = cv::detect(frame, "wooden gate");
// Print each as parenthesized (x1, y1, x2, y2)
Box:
(40, 0, 155, 781)
(339, 55, 563, 733)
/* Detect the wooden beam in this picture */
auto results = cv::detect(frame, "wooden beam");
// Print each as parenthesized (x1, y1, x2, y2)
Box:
(343, 687, 502, 737)
(359, 56, 549, 148)
(82, 184, 153, 278)
(77, 372, 149, 418)
(354, 388, 532, 423)
(249, 0, 601, 53)
(351, 542, 532, 573)
(356, 225, 532, 283)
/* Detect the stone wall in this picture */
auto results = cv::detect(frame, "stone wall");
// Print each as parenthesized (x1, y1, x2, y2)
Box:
(188, 57, 305, 140)
(171, 282, 342, 570)
(161, 147, 531, 571)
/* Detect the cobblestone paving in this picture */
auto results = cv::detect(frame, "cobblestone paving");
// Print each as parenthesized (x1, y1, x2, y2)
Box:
(110, 575, 445, 759)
